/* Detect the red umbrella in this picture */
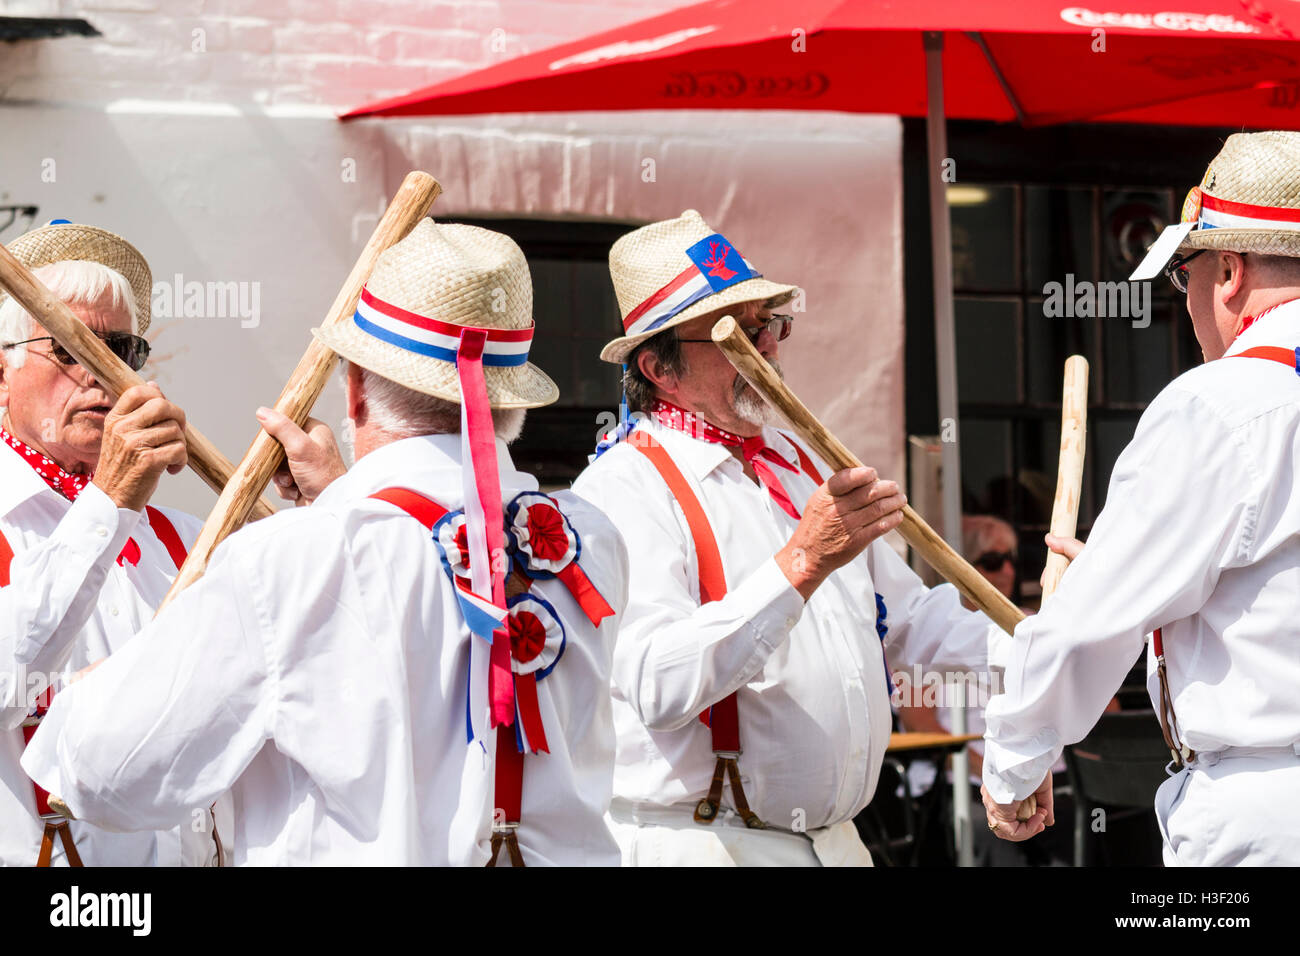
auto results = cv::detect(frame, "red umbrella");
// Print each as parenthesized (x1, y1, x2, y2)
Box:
(342, 0, 1300, 127)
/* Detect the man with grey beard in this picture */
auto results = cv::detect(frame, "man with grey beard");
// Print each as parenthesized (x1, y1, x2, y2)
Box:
(572, 210, 995, 866)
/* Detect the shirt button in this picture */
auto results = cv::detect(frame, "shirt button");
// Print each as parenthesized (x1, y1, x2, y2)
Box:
(111, 607, 119, 617)
(96, 527, 108, 537)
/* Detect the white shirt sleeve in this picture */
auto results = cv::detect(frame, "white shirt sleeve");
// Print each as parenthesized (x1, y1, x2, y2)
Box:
(0, 484, 140, 728)
(868, 537, 994, 676)
(574, 455, 805, 733)
(21, 528, 277, 832)
(981, 386, 1256, 802)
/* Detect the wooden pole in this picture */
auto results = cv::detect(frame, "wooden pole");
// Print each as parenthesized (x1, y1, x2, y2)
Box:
(1040, 356, 1089, 600)
(0, 243, 276, 521)
(157, 171, 443, 609)
(711, 316, 1025, 636)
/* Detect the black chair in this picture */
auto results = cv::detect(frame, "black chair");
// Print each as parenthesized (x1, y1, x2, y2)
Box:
(1063, 711, 1171, 866)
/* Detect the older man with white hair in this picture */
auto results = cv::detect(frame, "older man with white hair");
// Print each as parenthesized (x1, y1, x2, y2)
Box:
(23, 219, 628, 866)
(0, 221, 217, 866)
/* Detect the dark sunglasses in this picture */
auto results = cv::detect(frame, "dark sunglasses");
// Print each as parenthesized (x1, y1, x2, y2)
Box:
(974, 550, 1016, 573)
(1, 332, 150, 372)
(1163, 249, 1206, 295)
(678, 314, 794, 345)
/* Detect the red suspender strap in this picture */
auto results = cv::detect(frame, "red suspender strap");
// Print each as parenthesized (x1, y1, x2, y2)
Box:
(367, 488, 527, 867)
(144, 506, 189, 571)
(1234, 345, 1298, 369)
(630, 435, 764, 829)
(368, 487, 449, 528)
(0, 529, 11, 587)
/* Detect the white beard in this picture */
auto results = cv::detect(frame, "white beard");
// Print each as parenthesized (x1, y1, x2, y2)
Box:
(731, 360, 782, 428)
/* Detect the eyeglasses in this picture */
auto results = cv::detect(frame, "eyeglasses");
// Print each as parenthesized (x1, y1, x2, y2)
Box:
(974, 550, 1015, 573)
(0, 332, 151, 372)
(1163, 249, 1206, 295)
(677, 314, 794, 345)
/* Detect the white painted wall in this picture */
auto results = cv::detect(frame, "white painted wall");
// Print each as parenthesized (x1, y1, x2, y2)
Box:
(0, 0, 904, 516)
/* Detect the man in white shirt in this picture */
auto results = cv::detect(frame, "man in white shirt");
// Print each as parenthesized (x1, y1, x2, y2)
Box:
(982, 131, 1300, 865)
(0, 221, 217, 867)
(24, 220, 628, 866)
(574, 209, 994, 866)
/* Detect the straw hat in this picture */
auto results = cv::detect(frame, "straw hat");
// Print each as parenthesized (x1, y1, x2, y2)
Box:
(314, 219, 558, 409)
(600, 209, 799, 364)
(1175, 131, 1300, 258)
(2, 221, 153, 332)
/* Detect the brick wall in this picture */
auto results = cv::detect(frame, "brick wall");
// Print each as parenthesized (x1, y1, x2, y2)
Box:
(0, 0, 684, 107)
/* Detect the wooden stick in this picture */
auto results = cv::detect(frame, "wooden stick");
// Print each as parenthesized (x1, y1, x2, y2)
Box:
(0, 243, 276, 521)
(711, 316, 1025, 636)
(1040, 355, 1089, 600)
(157, 171, 443, 609)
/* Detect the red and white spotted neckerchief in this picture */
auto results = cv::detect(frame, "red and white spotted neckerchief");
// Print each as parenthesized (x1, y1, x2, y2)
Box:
(0, 426, 140, 566)
(0, 426, 93, 501)
(650, 399, 804, 519)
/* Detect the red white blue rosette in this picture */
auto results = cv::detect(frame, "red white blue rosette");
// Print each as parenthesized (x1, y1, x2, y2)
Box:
(505, 491, 614, 626)
(507, 492, 580, 573)
(506, 593, 566, 754)
(435, 511, 473, 584)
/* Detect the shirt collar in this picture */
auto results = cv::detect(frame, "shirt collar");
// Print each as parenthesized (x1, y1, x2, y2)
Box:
(315, 433, 537, 509)
(1225, 297, 1300, 357)
(638, 417, 798, 480)
(0, 436, 61, 518)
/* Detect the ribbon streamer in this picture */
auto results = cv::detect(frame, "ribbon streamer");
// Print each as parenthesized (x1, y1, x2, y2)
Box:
(456, 328, 514, 729)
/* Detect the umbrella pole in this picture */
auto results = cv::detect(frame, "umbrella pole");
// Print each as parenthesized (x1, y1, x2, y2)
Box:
(923, 30, 975, 869)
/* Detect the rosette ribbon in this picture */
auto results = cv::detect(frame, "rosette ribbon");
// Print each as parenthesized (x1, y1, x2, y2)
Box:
(507, 492, 614, 627)
(454, 328, 514, 731)
(505, 593, 566, 754)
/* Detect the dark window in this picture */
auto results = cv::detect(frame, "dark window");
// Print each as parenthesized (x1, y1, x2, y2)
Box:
(904, 121, 1231, 604)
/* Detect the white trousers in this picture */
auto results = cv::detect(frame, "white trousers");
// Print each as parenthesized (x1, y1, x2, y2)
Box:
(1156, 749, 1300, 866)
(607, 799, 873, 867)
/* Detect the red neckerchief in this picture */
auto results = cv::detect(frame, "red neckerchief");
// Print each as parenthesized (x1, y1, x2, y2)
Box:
(1, 426, 139, 566)
(651, 399, 803, 519)
(1, 426, 93, 500)
(1233, 297, 1300, 346)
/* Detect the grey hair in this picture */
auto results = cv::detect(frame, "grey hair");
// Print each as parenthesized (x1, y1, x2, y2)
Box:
(623, 332, 687, 414)
(350, 362, 526, 443)
(0, 261, 139, 369)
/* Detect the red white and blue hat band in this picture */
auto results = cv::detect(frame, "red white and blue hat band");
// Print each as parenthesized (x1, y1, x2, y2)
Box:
(1197, 193, 1300, 232)
(622, 233, 761, 337)
(353, 287, 533, 366)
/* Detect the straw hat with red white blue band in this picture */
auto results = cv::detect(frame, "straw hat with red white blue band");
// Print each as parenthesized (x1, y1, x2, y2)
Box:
(313, 219, 558, 408)
(599, 209, 799, 365)
(1, 220, 153, 332)
(1131, 131, 1300, 282)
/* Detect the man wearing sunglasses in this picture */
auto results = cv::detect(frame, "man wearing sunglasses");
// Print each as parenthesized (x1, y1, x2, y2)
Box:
(982, 131, 1300, 865)
(574, 210, 995, 866)
(0, 221, 217, 867)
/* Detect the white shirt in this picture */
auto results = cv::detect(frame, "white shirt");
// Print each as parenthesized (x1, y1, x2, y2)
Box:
(983, 301, 1300, 806)
(572, 419, 992, 831)
(24, 434, 628, 866)
(0, 438, 213, 867)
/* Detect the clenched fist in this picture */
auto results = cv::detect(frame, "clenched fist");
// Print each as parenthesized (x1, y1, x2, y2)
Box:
(92, 383, 187, 512)
(775, 466, 907, 600)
